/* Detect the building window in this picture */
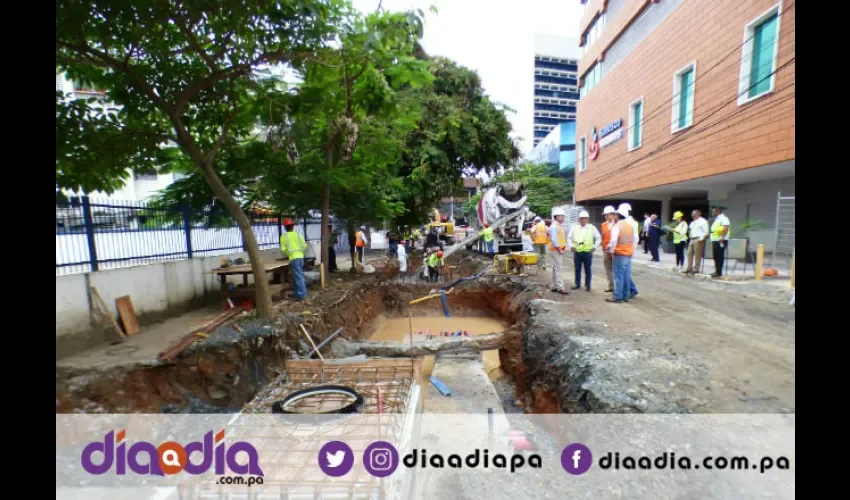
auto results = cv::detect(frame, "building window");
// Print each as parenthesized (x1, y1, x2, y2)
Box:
(580, 62, 603, 98)
(628, 97, 644, 151)
(581, 13, 606, 51)
(671, 62, 696, 133)
(738, 5, 781, 105)
(578, 136, 587, 172)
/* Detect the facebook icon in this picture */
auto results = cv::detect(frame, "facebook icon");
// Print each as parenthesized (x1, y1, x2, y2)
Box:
(561, 443, 593, 475)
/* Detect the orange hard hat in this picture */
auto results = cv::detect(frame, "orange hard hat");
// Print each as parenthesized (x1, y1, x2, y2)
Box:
(437, 251, 444, 258)
(283, 218, 294, 226)
(483, 222, 489, 227)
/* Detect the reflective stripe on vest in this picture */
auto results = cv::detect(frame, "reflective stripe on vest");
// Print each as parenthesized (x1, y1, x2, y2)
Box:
(573, 225, 595, 252)
(533, 222, 548, 244)
(355, 231, 366, 247)
(601, 221, 612, 251)
(614, 220, 635, 257)
(673, 222, 688, 244)
(280, 231, 306, 260)
(549, 223, 566, 250)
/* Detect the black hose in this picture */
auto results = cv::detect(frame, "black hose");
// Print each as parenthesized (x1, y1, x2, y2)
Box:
(271, 385, 363, 415)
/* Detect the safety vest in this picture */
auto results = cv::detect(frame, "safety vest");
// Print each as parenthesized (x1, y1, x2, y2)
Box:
(600, 221, 613, 252)
(280, 231, 307, 260)
(673, 221, 689, 244)
(613, 220, 635, 256)
(548, 223, 566, 251)
(480, 227, 494, 242)
(355, 231, 366, 247)
(426, 254, 443, 267)
(573, 224, 595, 252)
(710, 216, 728, 242)
(533, 222, 548, 244)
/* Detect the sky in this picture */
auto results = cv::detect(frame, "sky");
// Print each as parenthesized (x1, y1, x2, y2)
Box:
(351, 0, 585, 156)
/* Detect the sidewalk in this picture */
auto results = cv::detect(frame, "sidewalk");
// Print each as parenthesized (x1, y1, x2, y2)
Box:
(631, 244, 791, 282)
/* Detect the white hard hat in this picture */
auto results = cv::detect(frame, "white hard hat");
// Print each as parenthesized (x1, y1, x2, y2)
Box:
(578, 210, 590, 218)
(534, 216, 542, 222)
(617, 203, 632, 214)
(603, 205, 616, 215)
(617, 206, 630, 217)
(552, 207, 565, 217)
(360, 225, 366, 230)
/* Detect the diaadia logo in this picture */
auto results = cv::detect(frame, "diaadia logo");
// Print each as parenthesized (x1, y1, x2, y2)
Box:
(80, 429, 264, 476)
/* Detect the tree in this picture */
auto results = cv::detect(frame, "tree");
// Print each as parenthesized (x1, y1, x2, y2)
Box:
(390, 57, 519, 229)
(56, 0, 343, 317)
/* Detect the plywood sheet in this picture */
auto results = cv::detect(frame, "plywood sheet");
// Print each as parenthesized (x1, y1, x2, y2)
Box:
(114, 295, 140, 335)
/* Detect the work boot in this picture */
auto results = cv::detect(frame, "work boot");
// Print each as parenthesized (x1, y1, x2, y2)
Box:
(571, 285, 581, 290)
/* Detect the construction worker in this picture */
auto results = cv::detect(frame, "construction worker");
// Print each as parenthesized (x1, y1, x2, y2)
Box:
(685, 210, 709, 275)
(280, 218, 308, 301)
(426, 250, 444, 283)
(671, 211, 689, 271)
(600, 205, 617, 292)
(709, 206, 731, 278)
(568, 210, 602, 291)
(606, 206, 639, 303)
(521, 227, 534, 252)
(480, 223, 495, 256)
(354, 226, 368, 265)
(532, 216, 549, 269)
(397, 241, 408, 277)
(619, 203, 640, 298)
(327, 224, 339, 273)
(549, 207, 569, 295)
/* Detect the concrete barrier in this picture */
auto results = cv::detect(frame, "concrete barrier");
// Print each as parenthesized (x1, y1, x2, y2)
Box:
(56, 248, 283, 360)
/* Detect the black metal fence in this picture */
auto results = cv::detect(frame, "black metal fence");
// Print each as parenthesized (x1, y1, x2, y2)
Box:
(56, 196, 335, 275)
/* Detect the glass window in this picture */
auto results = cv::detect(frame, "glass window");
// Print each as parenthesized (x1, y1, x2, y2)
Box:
(671, 63, 695, 132)
(749, 13, 778, 98)
(578, 137, 587, 172)
(629, 98, 643, 150)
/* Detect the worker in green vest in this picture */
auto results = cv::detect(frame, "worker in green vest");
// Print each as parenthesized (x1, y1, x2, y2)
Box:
(671, 211, 689, 271)
(568, 210, 602, 291)
(280, 218, 308, 301)
(426, 250, 445, 283)
(709, 206, 731, 278)
(479, 223, 495, 256)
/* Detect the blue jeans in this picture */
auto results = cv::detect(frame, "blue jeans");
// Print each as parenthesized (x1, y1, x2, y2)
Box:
(573, 251, 593, 288)
(290, 258, 306, 299)
(389, 242, 398, 257)
(486, 240, 495, 254)
(612, 255, 638, 301)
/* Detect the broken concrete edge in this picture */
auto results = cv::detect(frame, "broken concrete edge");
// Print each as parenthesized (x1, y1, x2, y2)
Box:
(327, 332, 508, 358)
(520, 299, 693, 414)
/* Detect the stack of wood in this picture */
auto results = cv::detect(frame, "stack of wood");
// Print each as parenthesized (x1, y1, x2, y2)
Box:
(158, 308, 244, 362)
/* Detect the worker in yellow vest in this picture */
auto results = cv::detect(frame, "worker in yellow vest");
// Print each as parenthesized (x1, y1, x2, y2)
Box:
(426, 250, 444, 283)
(532, 216, 549, 270)
(548, 207, 569, 295)
(354, 226, 368, 265)
(606, 206, 639, 303)
(568, 210, 602, 291)
(671, 211, 689, 271)
(479, 223, 495, 256)
(709, 206, 731, 278)
(280, 218, 308, 301)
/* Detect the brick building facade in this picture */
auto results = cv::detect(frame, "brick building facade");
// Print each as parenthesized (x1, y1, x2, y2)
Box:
(573, 0, 795, 231)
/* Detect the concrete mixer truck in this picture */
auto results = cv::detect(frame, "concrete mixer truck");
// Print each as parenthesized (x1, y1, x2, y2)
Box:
(473, 181, 531, 254)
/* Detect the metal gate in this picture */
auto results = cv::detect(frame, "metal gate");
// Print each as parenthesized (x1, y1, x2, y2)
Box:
(770, 192, 795, 268)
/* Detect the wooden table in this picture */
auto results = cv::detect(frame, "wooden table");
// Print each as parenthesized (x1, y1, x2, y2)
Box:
(210, 262, 289, 299)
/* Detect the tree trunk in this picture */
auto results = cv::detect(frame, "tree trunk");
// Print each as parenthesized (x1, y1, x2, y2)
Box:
(321, 118, 333, 279)
(196, 161, 273, 318)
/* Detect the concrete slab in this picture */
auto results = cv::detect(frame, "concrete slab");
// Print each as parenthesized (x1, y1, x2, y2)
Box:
(56, 308, 221, 373)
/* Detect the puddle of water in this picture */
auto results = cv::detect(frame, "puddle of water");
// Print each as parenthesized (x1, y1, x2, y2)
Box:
(370, 316, 506, 381)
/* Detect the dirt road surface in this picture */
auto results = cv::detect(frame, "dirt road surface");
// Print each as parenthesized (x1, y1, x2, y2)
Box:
(523, 253, 795, 413)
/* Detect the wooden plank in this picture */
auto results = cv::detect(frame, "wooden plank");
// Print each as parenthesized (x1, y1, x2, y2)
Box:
(115, 296, 141, 335)
(209, 262, 288, 276)
(90, 287, 126, 340)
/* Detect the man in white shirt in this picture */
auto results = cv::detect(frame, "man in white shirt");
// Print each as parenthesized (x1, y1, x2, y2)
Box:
(709, 206, 731, 278)
(685, 210, 709, 274)
(548, 207, 570, 295)
(567, 210, 602, 291)
(642, 212, 652, 254)
(521, 228, 534, 252)
(606, 205, 639, 302)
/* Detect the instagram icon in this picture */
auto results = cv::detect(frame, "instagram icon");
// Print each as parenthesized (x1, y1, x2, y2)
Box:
(363, 441, 399, 477)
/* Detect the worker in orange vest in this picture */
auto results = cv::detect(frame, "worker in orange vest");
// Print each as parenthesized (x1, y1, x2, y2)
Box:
(532, 216, 549, 270)
(354, 226, 368, 265)
(600, 206, 617, 293)
(606, 205, 639, 303)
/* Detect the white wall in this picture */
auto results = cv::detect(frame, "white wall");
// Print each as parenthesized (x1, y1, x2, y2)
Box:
(56, 248, 283, 339)
(717, 176, 795, 232)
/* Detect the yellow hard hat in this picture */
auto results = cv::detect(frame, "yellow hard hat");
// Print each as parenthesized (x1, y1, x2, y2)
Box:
(673, 211, 684, 220)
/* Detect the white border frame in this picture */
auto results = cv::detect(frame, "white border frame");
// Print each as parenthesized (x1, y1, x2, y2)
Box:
(671, 61, 697, 134)
(737, 2, 783, 106)
(628, 97, 644, 151)
(578, 135, 587, 173)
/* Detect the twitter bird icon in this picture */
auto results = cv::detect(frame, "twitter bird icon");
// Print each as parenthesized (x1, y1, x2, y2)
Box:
(318, 441, 354, 477)
(327, 450, 346, 468)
